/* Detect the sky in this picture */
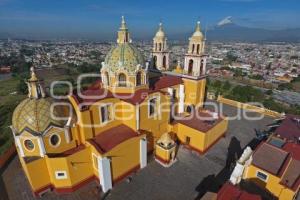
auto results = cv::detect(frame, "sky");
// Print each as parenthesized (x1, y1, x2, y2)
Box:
(0, 0, 300, 40)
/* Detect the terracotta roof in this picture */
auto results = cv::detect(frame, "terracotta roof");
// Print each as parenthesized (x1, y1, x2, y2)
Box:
(275, 114, 300, 141)
(173, 110, 224, 132)
(217, 182, 262, 200)
(252, 143, 289, 175)
(90, 124, 139, 153)
(72, 74, 182, 108)
(280, 159, 300, 190)
(153, 75, 183, 90)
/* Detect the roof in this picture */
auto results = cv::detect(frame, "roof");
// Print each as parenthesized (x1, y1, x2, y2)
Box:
(104, 43, 145, 74)
(89, 125, 139, 153)
(253, 141, 300, 191)
(217, 182, 262, 200)
(72, 75, 182, 109)
(12, 98, 67, 135)
(173, 110, 224, 132)
(252, 142, 289, 175)
(275, 114, 300, 141)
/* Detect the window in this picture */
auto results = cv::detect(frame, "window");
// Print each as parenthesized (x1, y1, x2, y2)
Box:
(256, 171, 268, 181)
(163, 56, 166, 69)
(136, 72, 142, 86)
(24, 139, 34, 151)
(186, 136, 191, 145)
(55, 171, 67, 180)
(118, 73, 126, 87)
(188, 59, 193, 75)
(148, 97, 157, 117)
(100, 104, 112, 123)
(50, 134, 60, 147)
(92, 153, 98, 170)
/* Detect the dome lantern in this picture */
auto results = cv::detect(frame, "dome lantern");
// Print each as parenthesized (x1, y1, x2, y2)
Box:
(27, 67, 46, 99)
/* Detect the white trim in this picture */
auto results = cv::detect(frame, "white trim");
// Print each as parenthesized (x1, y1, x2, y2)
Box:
(178, 84, 185, 113)
(256, 170, 269, 182)
(55, 171, 67, 180)
(99, 103, 113, 125)
(136, 105, 140, 130)
(37, 136, 46, 157)
(148, 96, 160, 118)
(92, 153, 99, 170)
(15, 136, 25, 157)
(98, 157, 112, 193)
(64, 126, 71, 143)
(140, 138, 147, 168)
(49, 133, 61, 148)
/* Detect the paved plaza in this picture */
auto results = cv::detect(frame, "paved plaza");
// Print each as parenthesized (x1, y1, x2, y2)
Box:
(1, 103, 275, 200)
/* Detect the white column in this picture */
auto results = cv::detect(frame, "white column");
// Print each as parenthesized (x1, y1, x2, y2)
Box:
(136, 105, 140, 130)
(140, 138, 147, 169)
(167, 88, 173, 97)
(37, 136, 46, 157)
(98, 157, 112, 193)
(15, 136, 25, 157)
(179, 84, 185, 113)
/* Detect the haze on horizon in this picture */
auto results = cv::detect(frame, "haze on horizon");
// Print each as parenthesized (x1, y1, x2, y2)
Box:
(0, 0, 300, 40)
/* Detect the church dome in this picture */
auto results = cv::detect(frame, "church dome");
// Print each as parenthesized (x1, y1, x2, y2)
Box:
(104, 43, 145, 74)
(12, 98, 67, 135)
(155, 23, 165, 38)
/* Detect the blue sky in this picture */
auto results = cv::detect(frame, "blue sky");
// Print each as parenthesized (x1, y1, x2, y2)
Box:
(0, 0, 300, 40)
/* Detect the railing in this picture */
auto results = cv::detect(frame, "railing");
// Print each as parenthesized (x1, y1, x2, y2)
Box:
(217, 95, 283, 118)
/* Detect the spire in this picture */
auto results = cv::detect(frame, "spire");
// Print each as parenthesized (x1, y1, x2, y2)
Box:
(117, 16, 131, 44)
(195, 21, 201, 32)
(27, 67, 45, 99)
(120, 16, 127, 30)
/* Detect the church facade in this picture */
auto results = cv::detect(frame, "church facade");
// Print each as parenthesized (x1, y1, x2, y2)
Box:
(11, 17, 228, 196)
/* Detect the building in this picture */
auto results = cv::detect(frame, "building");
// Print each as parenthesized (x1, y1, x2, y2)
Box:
(201, 182, 262, 200)
(11, 17, 228, 197)
(243, 138, 300, 200)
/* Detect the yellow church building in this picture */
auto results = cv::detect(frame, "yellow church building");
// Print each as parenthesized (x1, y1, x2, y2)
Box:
(11, 17, 228, 197)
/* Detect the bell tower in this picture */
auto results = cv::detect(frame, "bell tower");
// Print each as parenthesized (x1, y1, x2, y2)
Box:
(184, 21, 207, 77)
(151, 23, 170, 71)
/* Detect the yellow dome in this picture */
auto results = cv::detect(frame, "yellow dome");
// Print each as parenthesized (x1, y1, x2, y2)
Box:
(104, 43, 145, 74)
(155, 23, 165, 38)
(12, 98, 67, 135)
(191, 21, 204, 40)
(157, 133, 175, 149)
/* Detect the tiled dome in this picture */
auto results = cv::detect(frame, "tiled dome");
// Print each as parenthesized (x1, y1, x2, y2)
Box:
(12, 98, 66, 135)
(104, 43, 145, 74)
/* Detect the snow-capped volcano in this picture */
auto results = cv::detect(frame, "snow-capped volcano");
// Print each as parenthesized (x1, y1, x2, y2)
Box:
(217, 16, 234, 26)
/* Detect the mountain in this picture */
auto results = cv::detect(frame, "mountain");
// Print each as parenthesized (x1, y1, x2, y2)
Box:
(207, 21, 300, 42)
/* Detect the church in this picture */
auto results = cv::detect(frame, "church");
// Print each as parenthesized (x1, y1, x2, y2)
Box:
(10, 17, 228, 196)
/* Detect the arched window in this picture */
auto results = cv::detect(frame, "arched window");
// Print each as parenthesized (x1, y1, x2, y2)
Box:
(118, 73, 126, 87)
(163, 56, 167, 69)
(105, 72, 110, 86)
(159, 43, 162, 51)
(153, 56, 157, 69)
(197, 44, 200, 54)
(200, 60, 204, 75)
(188, 59, 193, 75)
(192, 44, 195, 53)
(136, 72, 142, 86)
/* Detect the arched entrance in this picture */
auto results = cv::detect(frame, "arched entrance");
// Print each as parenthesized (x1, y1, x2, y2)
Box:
(136, 71, 142, 86)
(163, 56, 166, 69)
(118, 73, 126, 87)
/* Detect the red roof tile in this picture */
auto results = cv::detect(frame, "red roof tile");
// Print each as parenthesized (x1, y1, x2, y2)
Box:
(154, 75, 183, 90)
(275, 114, 300, 141)
(173, 110, 224, 132)
(252, 142, 289, 175)
(90, 125, 139, 153)
(217, 183, 261, 200)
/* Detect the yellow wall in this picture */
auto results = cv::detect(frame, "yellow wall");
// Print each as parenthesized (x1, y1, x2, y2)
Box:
(183, 78, 206, 108)
(245, 165, 296, 200)
(139, 92, 170, 144)
(104, 135, 143, 181)
(19, 131, 42, 157)
(172, 118, 227, 152)
(155, 145, 175, 162)
(43, 127, 77, 154)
